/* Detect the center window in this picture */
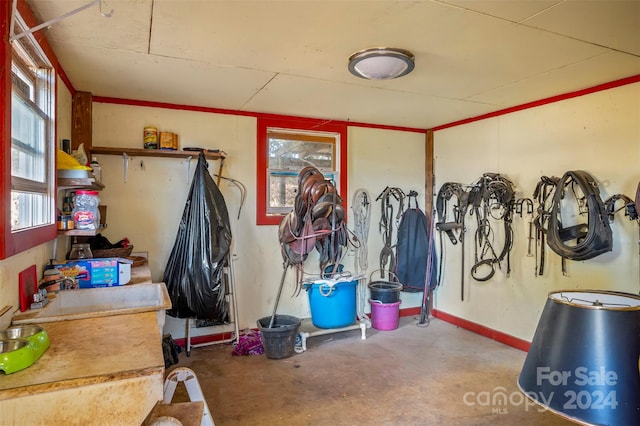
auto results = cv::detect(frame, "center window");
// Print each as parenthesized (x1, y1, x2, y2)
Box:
(267, 129, 338, 215)
(256, 117, 347, 226)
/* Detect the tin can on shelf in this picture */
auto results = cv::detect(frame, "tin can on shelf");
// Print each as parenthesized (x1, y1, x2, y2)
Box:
(143, 126, 158, 149)
(172, 133, 179, 150)
(160, 132, 174, 150)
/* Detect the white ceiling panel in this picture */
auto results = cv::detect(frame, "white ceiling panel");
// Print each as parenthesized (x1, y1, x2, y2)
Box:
(22, 0, 640, 129)
(388, 2, 609, 100)
(52, 44, 276, 109)
(438, 0, 562, 23)
(523, 0, 640, 55)
(27, 0, 153, 52)
(469, 51, 640, 106)
(243, 74, 498, 129)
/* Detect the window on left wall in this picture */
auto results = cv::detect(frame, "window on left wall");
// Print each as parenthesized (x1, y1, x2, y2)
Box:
(11, 50, 54, 230)
(1, 11, 57, 259)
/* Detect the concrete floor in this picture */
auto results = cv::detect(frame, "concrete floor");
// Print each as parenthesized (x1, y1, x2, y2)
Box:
(167, 316, 574, 425)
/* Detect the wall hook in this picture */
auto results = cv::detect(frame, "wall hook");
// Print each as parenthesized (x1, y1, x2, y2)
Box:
(122, 152, 129, 183)
(185, 156, 193, 184)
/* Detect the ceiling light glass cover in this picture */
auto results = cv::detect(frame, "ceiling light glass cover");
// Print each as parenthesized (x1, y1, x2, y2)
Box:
(348, 47, 415, 80)
(518, 290, 640, 425)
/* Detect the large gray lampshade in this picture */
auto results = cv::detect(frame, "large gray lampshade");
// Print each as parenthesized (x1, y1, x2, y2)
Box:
(518, 290, 639, 425)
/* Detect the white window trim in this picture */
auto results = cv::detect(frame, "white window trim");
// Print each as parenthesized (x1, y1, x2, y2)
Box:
(10, 17, 56, 232)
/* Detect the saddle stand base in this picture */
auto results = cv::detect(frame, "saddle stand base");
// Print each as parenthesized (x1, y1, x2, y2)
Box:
(297, 318, 368, 352)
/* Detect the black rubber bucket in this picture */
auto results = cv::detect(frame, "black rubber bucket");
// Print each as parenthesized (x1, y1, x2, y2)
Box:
(368, 270, 402, 303)
(369, 281, 402, 303)
(257, 314, 301, 359)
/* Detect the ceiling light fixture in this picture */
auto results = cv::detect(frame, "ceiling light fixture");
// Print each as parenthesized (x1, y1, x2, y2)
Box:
(348, 47, 415, 80)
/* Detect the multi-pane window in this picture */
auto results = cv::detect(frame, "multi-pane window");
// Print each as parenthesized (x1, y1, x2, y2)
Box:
(10, 24, 55, 231)
(266, 129, 338, 215)
(256, 116, 347, 226)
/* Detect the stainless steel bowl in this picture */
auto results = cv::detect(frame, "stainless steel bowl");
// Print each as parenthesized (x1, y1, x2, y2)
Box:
(0, 338, 29, 353)
(1, 324, 44, 339)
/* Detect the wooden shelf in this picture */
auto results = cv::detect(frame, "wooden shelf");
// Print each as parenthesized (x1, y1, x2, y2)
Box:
(91, 146, 227, 160)
(57, 229, 100, 237)
(57, 178, 105, 191)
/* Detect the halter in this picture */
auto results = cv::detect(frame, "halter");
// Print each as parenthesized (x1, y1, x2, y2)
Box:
(376, 187, 405, 279)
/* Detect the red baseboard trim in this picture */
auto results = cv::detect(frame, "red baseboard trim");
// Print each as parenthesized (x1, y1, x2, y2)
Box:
(430, 309, 530, 352)
(174, 308, 531, 352)
(174, 331, 235, 348)
(400, 306, 422, 317)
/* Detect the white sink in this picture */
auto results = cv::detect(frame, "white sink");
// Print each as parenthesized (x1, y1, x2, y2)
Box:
(12, 283, 172, 332)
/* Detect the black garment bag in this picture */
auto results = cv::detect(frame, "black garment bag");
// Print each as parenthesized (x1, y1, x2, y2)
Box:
(163, 152, 232, 322)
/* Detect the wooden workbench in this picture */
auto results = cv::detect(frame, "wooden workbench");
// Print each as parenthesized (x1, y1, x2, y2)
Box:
(0, 312, 164, 425)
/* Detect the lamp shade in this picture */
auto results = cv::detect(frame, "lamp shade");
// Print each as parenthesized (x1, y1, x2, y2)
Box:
(518, 290, 640, 425)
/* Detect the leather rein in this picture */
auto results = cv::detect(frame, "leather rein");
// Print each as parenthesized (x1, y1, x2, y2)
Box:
(435, 173, 515, 300)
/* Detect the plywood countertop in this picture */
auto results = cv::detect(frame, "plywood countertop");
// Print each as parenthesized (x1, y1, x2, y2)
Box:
(0, 311, 164, 400)
(129, 259, 152, 285)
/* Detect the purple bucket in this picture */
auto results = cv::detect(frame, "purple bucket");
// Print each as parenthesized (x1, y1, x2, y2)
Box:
(369, 299, 401, 331)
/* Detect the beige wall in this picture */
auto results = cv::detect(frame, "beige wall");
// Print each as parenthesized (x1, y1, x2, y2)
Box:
(0, 77, 71, 315)
(433, 82, 640, 341)
(5, 77, 636, 345)
(91, 103, 427, 337)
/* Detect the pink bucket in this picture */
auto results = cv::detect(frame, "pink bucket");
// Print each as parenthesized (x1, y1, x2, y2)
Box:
(369, 299, 401, 331)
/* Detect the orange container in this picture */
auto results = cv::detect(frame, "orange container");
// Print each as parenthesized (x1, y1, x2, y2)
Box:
(160, 132, 174, 150)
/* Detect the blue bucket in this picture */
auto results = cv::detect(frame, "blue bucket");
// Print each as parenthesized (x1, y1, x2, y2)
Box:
(305, 279, 357, 329)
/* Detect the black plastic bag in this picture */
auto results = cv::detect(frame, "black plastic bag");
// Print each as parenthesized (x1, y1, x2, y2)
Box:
(163, 152, 232, 321)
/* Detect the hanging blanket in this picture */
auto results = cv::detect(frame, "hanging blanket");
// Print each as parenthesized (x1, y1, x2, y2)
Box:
(395, 199, 437, 292)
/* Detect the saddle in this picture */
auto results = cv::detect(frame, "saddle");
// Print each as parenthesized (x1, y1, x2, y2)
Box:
(278, 166, 347, 288)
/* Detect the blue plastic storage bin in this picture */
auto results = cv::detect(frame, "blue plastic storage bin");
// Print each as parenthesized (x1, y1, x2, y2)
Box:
(305, 278, 357, 328)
